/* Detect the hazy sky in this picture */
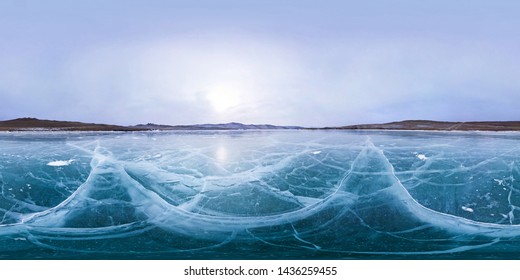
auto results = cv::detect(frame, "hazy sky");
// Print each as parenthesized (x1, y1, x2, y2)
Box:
(1, 0, 519, 126)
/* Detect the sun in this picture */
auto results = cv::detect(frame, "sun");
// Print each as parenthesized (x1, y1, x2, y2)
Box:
(205, 84, 241, 113)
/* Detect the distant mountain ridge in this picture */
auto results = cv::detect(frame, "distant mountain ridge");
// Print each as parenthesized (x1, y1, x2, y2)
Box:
(0, 118, 302, 131)
(2, 118, 520, 132)
(133, 122, 303, 130)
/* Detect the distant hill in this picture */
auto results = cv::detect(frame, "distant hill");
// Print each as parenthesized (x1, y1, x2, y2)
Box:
(133, 122, 303, 130)
(4, 118, 519, 132)
(0, 118, 142, 131)
(326, 120, 520, 131)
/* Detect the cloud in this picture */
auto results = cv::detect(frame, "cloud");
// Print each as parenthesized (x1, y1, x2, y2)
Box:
(1, 1, 520, 126)
(295, 39, 520, 125)
(1, 32, 519, 126)
(47, 34, 307, 125)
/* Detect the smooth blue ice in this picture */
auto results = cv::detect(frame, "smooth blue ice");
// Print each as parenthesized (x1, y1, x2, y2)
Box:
(1, 130, 520, 259)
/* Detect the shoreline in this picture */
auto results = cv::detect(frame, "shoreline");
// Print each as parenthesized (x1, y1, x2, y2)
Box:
(2, 128, 520, 134)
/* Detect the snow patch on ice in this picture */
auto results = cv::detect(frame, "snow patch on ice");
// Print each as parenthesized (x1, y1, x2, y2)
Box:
(461, 206, 474, 213)
(47, 159, 75, 167)
(494, 179, 505, 186)
(311, 151, 322, 155)
(416, 154, 428, 161)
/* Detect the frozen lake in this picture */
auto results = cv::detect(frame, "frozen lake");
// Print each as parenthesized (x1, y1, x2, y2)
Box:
(1, 130, 520, 259)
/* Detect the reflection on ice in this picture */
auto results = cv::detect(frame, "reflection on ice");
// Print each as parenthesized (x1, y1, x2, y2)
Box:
(1, 130, 520, 259)
(215, 145, 228, 163)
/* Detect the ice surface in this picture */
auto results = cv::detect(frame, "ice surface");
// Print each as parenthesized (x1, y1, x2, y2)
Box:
(1, 130, 520, 259)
